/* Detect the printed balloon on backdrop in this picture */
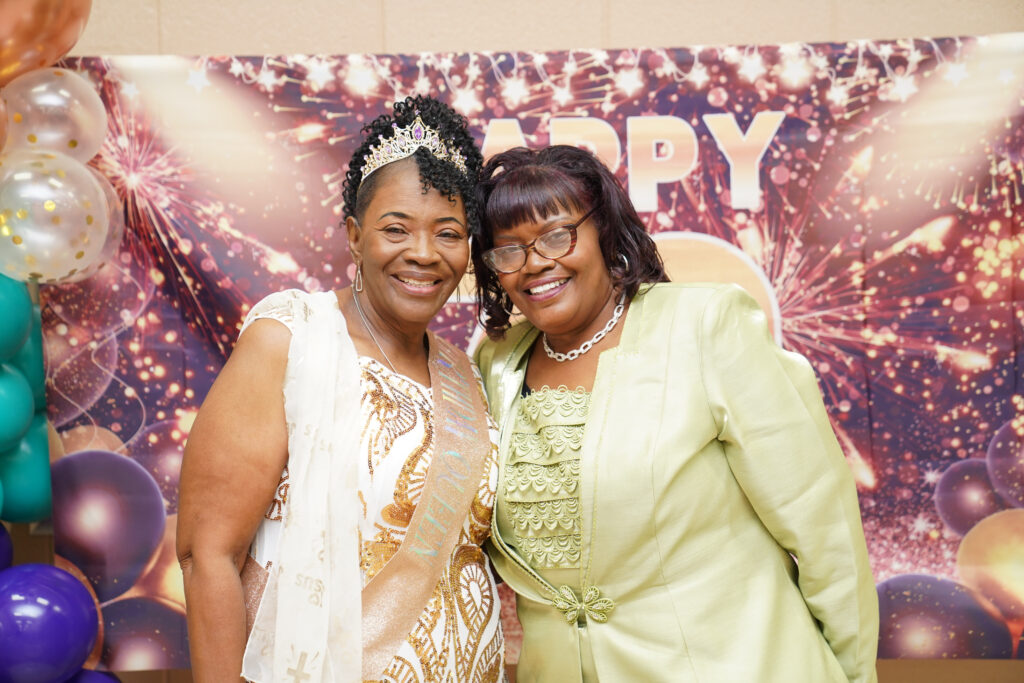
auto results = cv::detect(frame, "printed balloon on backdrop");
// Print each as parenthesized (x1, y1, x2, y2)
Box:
(120, 514, 185, 608)
(0, 0, 92, 86)
(956, 509, 1024, 634)
(51, 449, 167, 603)
(100, 597, 189, 670)
(128, 416, 194, 513)
(987, 418, 1024, 507)
(1, 67, 107, 162)
(45, 228, 155, 337)
(935, 459, 1010, 536)
(877, 573, 1013, 658)
(43, 316, 118, 428)
(0, 149, 110, 283)
(58, 423, 124, 457)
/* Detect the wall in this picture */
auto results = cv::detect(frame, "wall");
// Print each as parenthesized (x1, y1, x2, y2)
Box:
(71, 0, 1024, 56)
(47, 1, 1024, 682)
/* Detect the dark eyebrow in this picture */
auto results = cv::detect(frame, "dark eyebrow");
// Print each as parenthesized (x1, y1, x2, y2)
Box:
(493, 213, 572, 242)
(376, 211, 466, 229)
(434, 216, 466, 228)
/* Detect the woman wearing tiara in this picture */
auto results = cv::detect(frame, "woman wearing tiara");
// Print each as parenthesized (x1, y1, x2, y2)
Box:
(177, 96, 504, 683)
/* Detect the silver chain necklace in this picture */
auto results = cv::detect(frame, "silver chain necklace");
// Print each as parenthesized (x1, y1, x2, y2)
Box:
(351, 289, 397, 372)
(542, 293, 627, 362)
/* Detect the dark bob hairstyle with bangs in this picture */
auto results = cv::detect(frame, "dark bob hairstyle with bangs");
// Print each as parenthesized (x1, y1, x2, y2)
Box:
(473, 145, 668, 339)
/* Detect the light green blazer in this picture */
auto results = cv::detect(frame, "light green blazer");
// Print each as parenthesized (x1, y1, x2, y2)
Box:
(476, 283, 878, 683)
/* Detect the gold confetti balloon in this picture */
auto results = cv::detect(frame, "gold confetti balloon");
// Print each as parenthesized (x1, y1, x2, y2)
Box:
(0, 148, 109, 283)
(59, 167, 124, 283)
(2, 67, 108, 162)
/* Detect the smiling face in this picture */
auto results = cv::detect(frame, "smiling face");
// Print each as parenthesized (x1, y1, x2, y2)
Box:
(492, 202, 615, 341)
(346, 158, 469, 333)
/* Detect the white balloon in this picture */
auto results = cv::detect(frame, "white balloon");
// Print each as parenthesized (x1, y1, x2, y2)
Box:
(60, 167, 125, 283)
(2, 67, 108, 162)
(0, 149, 110, 283)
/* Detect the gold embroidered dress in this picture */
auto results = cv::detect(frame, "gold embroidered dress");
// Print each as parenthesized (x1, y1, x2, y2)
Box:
(243, 291, 504, 683)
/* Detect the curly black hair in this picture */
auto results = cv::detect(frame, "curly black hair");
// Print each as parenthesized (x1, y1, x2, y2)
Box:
(341, 96, 483, 233)
(473, 145, 669, 339)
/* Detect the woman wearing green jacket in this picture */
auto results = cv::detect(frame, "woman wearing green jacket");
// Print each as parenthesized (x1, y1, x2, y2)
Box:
(472, 145, 878, 682)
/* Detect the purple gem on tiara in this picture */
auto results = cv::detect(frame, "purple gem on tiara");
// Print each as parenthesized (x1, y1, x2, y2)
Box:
(413, 122, 424, 140)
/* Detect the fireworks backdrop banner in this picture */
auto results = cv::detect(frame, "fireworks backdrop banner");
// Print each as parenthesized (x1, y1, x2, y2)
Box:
(41, 33, 1024, 669)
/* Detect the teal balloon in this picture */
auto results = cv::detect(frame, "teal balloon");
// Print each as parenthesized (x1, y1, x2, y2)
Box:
(0, 363, 34, 451)
(0, 413, 52, 522)
(9, 306, 44, 410)
(0, 275, 32, 361)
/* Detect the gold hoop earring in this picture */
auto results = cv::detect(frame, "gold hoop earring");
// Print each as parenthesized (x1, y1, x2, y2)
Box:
(354, 264, 364, 292)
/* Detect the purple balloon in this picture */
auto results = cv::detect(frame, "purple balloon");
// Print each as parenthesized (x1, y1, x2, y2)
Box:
(65, 670, 121, 682)
(51, 450, 167, 603)
(101, 597, 190, 670)
(0, 524, 11, 571)
(0, 563, 99, 682)
(935, 459, 1009, 535)
(877, 573, 1012, 658)
(987, 419, 1024, 507)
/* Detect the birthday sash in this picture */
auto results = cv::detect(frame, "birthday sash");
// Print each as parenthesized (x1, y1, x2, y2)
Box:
(360, 332, 492, 680)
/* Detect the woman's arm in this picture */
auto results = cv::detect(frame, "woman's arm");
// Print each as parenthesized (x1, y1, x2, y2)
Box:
(176, 319, 291, 683)
(700, 285, 879, 683)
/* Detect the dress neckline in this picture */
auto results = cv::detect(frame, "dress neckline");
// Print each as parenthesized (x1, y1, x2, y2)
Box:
(359, 355, 432, 393)
(330, 289, 433, 392)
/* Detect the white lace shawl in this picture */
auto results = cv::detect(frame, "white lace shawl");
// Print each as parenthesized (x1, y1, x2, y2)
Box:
(240, 289, 361, 682)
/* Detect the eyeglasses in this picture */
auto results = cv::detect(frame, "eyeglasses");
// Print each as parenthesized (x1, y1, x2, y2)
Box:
(482, 206, 598, 274)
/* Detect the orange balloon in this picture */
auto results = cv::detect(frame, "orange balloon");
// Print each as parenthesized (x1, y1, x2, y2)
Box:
(956, 509, 1024, 626)
(0, 0, 92, 86)
(54, 553, 104, 669)
(0, 97, 7, 150)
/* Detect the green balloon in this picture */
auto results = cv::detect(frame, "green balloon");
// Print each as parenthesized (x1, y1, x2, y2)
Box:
(9, 307, 44, 411)
(0, 275, 31, 362)
(0, 363, 33, 451)
(0, 412, 51, 522)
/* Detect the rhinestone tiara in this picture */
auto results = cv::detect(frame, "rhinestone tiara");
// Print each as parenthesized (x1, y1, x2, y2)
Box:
(359, 115, 468, 185)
